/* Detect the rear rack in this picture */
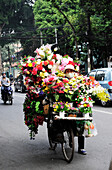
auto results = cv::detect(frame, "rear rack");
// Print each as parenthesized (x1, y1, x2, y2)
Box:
(54, 115, 93, 121)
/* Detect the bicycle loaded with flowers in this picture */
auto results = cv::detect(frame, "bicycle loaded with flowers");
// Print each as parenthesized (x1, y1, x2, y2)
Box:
(19, 44, 110, 140)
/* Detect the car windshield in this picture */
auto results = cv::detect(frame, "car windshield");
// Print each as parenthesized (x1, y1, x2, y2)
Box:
(96, 70, 106, 81)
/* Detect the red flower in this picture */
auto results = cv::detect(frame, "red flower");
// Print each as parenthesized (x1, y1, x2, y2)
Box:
(25, 121, 27, 125)
(32, 67, 37, 75)
(59, 90, 64, 93)
(57, 82, 64, 87)
(52, 54, 57, 59)
(36, 63, 43, 70)
(84, 98, 86, 101)
(52, 85, 58, 89)
(89, 97, 92, 101)
(63, 79, 69, 83)
(49, 60, 54, 66)
(48, 77, 55, 81)
(44, 61, 48, 66)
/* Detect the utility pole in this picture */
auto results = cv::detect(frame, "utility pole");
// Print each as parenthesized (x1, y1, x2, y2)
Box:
(87, 42, 91, 73)
(87, 13, 92, 73)
(40, 31, 43, 45)
(8, 46, 11, 73)
(55, 28, 58, 44)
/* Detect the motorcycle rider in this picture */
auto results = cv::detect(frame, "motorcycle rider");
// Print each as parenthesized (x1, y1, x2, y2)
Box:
(64, 64, 87, 155)
(0, 72, 12, 99)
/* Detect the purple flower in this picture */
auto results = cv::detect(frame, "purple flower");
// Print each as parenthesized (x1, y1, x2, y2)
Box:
(39, 90, 44, 96)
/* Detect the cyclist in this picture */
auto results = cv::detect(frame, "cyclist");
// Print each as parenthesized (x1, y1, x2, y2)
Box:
(64, 64, 87, 155)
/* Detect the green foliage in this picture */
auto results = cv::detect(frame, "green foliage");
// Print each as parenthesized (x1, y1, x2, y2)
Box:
(0, 0, 21, 26)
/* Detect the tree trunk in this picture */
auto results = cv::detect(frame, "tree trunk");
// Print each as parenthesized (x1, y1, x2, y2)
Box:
(0, 26, 3, 75)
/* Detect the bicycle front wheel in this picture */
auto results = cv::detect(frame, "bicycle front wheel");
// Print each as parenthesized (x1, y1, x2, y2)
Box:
(62, 127, 74, 163)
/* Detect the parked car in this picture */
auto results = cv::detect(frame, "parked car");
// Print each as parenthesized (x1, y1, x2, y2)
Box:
(14, 74, 27, 93)
(87, 68, 112, 106)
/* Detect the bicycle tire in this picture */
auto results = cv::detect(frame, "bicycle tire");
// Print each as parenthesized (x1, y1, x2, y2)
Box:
(62, 127, 74, 163)
(47, 124, 57, 150)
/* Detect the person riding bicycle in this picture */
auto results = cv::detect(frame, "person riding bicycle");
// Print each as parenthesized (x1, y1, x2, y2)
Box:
(64, 64, 87, 155)
(0, 72, 12, 99)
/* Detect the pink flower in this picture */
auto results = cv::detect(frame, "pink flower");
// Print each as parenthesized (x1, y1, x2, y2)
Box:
(32, 67, 37, 75)
(43, 78, 49, 83)
(59, 65, 65, 71)
(32, 62, 36, 67)
(31, 58, 35, 61)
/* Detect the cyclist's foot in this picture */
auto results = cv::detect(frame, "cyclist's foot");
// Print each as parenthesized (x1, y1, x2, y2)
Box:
(78, 149, 87, 155)
(54, 133, 64, 143)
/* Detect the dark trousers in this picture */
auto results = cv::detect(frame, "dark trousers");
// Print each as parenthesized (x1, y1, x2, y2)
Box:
(78, 136, 85, 149)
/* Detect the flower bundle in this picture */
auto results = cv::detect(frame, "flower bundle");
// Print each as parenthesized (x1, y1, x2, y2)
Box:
(19, 44, 110, 139)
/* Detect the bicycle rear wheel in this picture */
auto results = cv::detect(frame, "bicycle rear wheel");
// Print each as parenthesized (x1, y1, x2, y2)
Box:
(62, 127, 74, 163)
(47, 120, 57, 150)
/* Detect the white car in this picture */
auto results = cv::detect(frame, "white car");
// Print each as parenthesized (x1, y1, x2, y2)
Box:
(88, 68, 112, 106)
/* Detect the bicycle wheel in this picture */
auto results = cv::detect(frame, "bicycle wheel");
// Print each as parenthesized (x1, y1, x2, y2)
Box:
(62, 127, 74, 163)
(47, 125, 57, 150)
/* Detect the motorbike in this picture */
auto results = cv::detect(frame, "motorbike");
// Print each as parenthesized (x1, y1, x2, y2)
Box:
(1, 83, 13, 105)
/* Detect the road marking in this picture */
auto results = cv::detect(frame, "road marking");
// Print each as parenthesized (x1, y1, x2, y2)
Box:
(93, 109, 112, 115)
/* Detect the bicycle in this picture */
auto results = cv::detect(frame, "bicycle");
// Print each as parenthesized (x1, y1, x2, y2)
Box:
(46, 102, 93, 163)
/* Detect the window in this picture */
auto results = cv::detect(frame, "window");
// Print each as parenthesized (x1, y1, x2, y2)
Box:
(88, 71, 96, 78)
(96, 71, 105, 81)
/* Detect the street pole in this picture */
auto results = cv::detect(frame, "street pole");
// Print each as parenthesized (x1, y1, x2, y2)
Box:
(40, 31, 43, 45)
(55, 28, 58, 44)
(87, 42, 91, 73)
(87, 13, 92, 73)
(8, 46, 11, 73)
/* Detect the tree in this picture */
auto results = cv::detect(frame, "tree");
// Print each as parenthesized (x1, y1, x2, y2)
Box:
(0, 0, 22, 74)
(0, 0, 36, 69)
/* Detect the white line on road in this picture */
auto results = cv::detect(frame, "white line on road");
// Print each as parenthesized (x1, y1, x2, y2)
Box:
(93, 109, 112, 115)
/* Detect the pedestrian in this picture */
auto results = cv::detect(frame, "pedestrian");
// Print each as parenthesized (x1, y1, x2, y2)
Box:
(64, 64, 87, 155)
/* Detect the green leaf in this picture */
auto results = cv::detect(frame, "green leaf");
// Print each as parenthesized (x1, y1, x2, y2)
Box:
(54, 94, 59, 101)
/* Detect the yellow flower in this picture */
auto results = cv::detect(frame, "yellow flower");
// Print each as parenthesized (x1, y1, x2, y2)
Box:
(40, 72, 45, 78)
(27, 71, 30, 74)
(83, 104, 87, 107)
(28, 63, 32, 67)
(44, 86, 49, 91)
(64, 89, 68, 93)
(54, 109, 57, 112)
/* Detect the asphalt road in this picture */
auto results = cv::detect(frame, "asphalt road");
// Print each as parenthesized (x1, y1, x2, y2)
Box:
(0, 91, 112, 170)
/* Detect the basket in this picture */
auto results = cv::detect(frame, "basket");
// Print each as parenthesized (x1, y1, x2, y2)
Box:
(43, 104, 49, 115)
